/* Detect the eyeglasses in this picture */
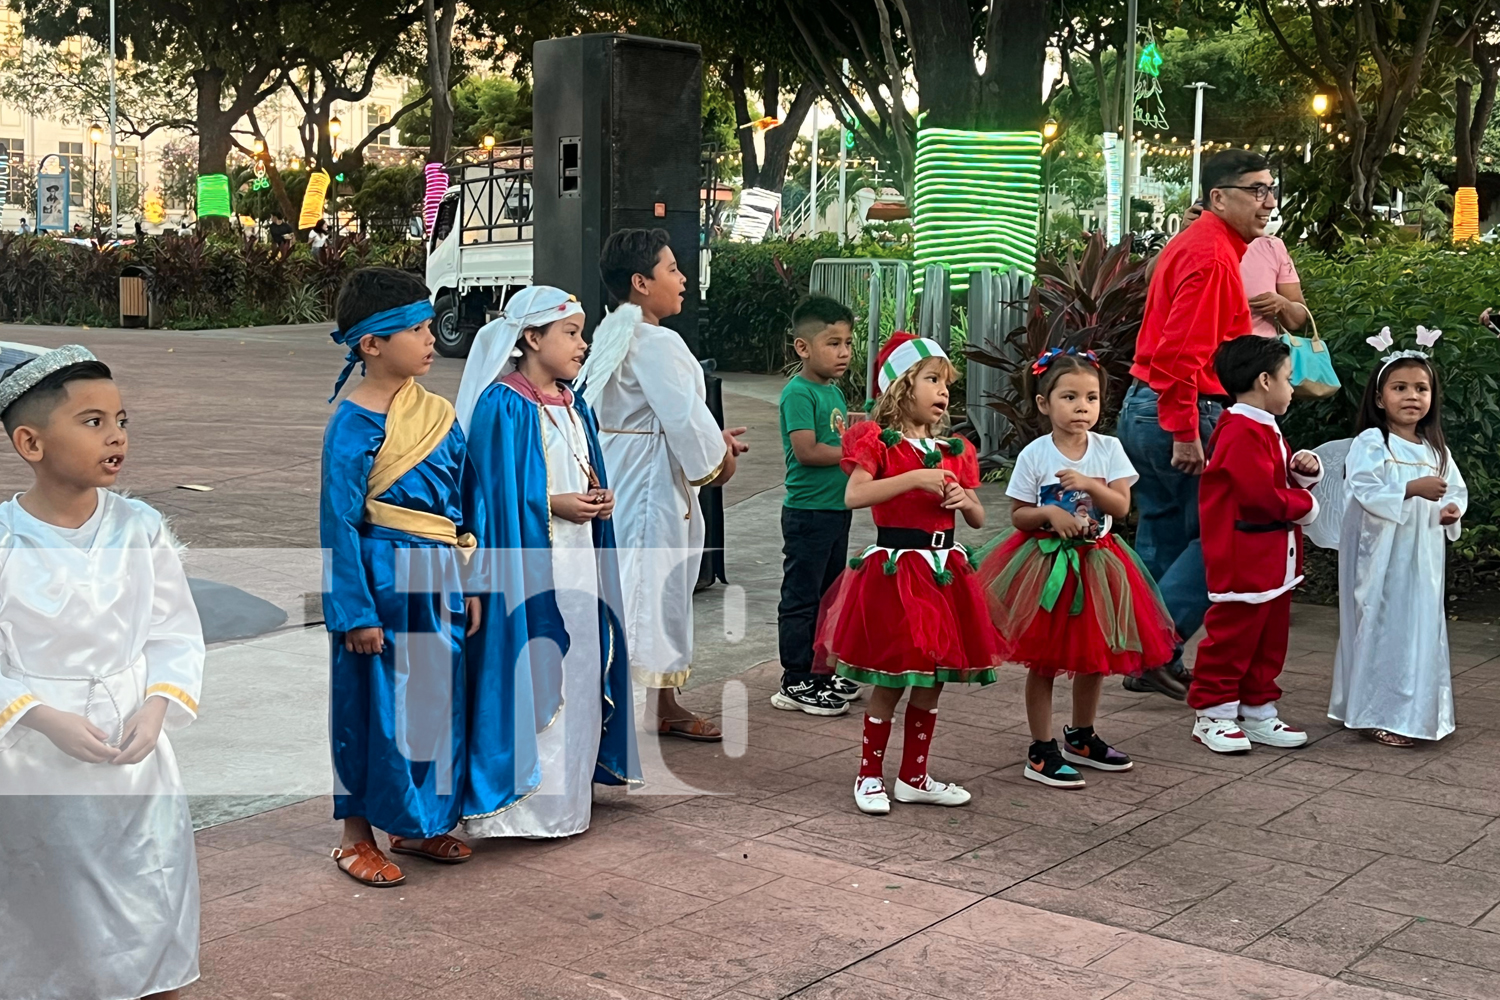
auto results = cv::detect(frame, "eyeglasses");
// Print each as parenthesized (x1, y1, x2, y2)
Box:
(1216, 183, 1279, 203)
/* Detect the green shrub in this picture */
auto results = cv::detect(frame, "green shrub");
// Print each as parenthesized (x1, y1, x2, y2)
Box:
(0, 232, 424, 329)
(1286, 241, 1500, 583)
(701, 233, 913, 373)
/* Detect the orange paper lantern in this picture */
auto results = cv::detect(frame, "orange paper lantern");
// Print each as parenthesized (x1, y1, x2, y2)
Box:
(1454, 186, 1480, 242)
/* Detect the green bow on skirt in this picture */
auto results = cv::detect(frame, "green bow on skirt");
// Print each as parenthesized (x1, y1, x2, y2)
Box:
(1037, 536, 1087, 615)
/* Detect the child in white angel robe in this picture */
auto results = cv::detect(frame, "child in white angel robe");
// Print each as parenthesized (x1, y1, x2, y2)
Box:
(1328, 429, 1467, 741)
(585, 310, 727, 696)
(0, 489, 206, 999)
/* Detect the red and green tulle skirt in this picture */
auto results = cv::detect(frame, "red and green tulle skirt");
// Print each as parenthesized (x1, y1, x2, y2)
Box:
(813, 546, 1008, 688)
(972, 529, 1178, 678)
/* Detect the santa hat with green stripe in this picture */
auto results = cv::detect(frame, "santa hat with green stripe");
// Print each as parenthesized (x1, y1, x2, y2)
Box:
(875, 331, 950, 396)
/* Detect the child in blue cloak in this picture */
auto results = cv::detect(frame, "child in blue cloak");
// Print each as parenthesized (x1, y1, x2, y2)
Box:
(455, 284, 642, 838)
(320, 267, 492, 886)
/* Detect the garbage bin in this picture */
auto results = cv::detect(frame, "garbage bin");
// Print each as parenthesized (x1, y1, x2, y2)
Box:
(695, 359, 728, 592)
(119, 264, 158, 328)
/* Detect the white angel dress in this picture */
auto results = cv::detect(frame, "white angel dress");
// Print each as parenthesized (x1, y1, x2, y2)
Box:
(0, 489, 205, 1000)
(579, 308, 727, 690)
(1322, 430, 1467, 740)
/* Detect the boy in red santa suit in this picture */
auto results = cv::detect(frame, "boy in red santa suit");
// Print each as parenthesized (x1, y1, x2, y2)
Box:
(1190, 335, 1322, 753)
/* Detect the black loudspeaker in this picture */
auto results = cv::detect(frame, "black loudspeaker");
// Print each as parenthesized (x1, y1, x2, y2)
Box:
(533, 33, 704, 351)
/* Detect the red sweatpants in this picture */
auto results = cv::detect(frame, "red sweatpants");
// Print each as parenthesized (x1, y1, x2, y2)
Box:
(1187, 592, 1291, 712)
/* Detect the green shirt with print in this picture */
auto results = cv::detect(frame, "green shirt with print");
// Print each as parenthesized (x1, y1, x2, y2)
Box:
(779, 374, 850, 510)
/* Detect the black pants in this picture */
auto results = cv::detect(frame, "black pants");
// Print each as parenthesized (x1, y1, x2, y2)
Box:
(777, 507, 853, 685)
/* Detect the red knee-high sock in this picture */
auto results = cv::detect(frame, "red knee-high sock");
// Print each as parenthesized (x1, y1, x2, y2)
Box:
(860, 714, 892, 780)
(899, 706, 937, 787)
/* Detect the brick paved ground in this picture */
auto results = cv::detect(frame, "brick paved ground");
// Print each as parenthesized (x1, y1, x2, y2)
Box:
(6, 323, 1500, 999)
(184, 606, 1500, 1000)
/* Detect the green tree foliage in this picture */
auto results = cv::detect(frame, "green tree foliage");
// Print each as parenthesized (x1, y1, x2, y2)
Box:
(398, 75, 532, 148)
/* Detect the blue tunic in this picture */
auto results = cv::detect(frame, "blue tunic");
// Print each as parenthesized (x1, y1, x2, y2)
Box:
(463, 381, 640, 824)
(320, 401, 486, 839)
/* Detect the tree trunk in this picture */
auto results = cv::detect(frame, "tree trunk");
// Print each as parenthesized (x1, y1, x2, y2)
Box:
(900, 0, 979, 130)
(424, 0, 457, 165)
(194, 69, 234, 233)
(982, 0, 1049, 130)
(728, 56, 761, 189)
(757, 80, 816, 192)
(1458, 73, 1476, 188)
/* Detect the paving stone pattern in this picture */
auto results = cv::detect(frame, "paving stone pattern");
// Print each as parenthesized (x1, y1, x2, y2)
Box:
(7, 325, 1499, 999)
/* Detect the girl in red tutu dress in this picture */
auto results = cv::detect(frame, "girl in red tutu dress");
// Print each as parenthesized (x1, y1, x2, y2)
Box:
(814, 333, 1007, 816)
(975, 348, 1176, 789)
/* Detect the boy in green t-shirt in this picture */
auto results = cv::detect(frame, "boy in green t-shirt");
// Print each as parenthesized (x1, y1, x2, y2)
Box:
(771, 296, 862, 716)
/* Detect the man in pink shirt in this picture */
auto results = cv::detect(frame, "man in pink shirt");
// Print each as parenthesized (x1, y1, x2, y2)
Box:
(1118, 150, 1277, 698)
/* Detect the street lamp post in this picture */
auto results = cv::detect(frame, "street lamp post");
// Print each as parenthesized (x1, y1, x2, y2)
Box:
(328, 115, 342, 234)
(1186, 82, 1214, 202)
(88, 123, 103, 233)
(108, 0, 117, 236)
(1041, 118, 1059, 243)
(1121, 0, 1139, 239)
(1308, 94, 1328, 164)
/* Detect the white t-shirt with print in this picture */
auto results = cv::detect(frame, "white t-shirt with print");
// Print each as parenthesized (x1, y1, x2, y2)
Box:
(1006, 432, 1138, 538)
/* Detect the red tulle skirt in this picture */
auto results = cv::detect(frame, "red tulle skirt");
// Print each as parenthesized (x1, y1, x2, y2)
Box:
(813, 545, 1008, 688)
(973, 529, 1178, 678)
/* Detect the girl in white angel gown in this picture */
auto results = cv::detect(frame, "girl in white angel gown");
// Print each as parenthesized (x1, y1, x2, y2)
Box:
(1328, 349, 1466, 747)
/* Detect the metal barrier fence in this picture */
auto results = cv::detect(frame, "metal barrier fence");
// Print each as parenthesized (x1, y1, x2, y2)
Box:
(966, 266, 1033, 463)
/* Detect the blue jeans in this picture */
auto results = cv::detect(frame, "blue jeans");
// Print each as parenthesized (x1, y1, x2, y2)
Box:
(1117, 383, 1222, 654)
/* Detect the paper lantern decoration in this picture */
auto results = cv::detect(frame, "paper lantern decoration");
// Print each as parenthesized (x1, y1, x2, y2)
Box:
(1454, 186, 1480, 242)
(196, 173, 231, 218)
(913, 128, 1043, 293)
(423, 162, 447, 234)
(299, 170, 331, 230)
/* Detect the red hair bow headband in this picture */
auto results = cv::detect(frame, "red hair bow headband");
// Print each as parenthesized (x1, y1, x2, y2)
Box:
(1031, 346, 1099, 377)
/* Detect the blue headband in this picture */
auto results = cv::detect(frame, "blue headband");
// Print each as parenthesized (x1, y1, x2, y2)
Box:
(327, 299, 436, 402)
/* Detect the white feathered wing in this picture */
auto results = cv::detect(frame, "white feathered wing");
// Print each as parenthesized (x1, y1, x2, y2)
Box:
(1305, 437, 1352, 551)
(577, 304, 642, 410)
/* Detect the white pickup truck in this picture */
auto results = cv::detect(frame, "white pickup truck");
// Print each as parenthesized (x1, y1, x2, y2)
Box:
(425, 162, 534, 357)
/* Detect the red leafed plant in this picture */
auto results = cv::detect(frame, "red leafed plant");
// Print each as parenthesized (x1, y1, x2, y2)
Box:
(966, 231, 1153, 449)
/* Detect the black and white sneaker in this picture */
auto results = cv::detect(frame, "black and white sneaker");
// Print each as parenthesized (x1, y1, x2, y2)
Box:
(771, 679, 850, 716)
(827, 676, 862, 702)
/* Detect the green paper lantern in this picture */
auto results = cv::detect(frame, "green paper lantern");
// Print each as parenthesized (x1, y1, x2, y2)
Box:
(912, 128, 1042, 294)
(196, 173, 231, 218)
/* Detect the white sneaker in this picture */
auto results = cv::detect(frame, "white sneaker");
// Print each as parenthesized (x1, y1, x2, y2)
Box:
(1238, 716, 1308, 748)
(893, 775, 972, 807)
(854, 776, 891, 815)
(1192, 717, 1253, 754)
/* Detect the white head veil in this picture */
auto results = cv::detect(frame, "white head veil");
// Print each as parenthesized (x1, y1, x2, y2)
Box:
(454, 285, 585, 434)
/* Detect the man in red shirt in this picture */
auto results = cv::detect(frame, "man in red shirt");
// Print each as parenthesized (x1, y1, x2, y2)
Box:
(1117, 150, 1277, 699)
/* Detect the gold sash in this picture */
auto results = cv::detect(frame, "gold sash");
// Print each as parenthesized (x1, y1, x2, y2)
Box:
(364, 378, 477, 552)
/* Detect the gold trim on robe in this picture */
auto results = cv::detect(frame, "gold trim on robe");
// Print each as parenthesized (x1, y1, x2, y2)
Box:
(144, 683, 199, 717)
(363, 378, 477, 553)
(0, 693, 36, 731)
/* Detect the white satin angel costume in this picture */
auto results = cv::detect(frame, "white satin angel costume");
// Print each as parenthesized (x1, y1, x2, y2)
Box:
(579, 310, 727, 689)
(0, 489, 205, 1000)
(1328, 430, 1467, 740)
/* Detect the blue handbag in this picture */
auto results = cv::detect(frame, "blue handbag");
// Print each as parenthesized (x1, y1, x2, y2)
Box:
(1281, 314, 1340, 400)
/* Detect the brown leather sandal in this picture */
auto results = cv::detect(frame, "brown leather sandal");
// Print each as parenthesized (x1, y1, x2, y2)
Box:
(332, 840, 406, 887)
(655, 714, 723, 743)
(1364, 729, 1417, 748)
(388, 834, 473, 864)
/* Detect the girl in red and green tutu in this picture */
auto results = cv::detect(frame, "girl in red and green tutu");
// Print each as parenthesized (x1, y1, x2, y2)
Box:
(975, 348, 1177, 789)
(813, 333, 1008, 816)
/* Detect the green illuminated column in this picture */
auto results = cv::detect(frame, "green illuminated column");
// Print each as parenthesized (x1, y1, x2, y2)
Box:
(913, 129, 1043, 293)
(196, 174, 232, 218)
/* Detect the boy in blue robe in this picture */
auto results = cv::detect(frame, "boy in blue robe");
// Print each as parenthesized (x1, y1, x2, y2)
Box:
(454, 284, 640, 835)
(320, 267, 489, 886)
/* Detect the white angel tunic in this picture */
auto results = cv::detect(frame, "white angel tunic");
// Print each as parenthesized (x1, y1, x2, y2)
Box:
(1329, 430, 1467, 740)
(592, 321, 726, 689)
(0, 489, 205, 1000)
